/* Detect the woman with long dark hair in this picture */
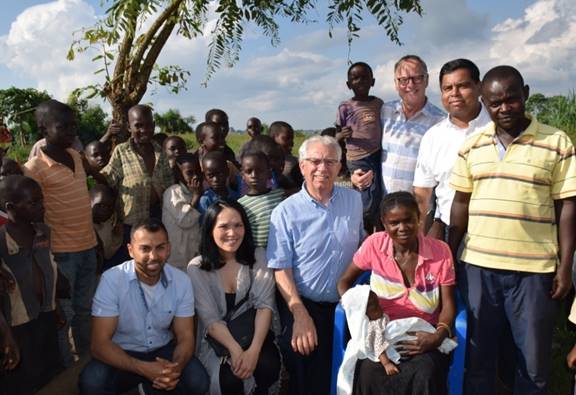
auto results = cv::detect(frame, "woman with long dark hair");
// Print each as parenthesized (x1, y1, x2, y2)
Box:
(188, 200, 280, 395)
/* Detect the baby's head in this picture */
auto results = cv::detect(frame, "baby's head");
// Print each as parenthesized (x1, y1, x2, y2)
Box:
(366, 290, 383, 321)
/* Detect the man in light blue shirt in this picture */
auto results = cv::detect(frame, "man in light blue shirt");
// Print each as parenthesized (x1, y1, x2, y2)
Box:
(79, 219, 208, 395)
(267, 135, 364, 395)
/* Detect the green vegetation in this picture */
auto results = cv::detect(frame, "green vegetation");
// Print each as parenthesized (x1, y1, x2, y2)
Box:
(527, 92, 576, 141)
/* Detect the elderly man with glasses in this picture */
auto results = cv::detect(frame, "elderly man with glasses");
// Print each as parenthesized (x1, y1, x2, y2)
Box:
(267, 135, 364, 395)
(353, 55, 445, 198)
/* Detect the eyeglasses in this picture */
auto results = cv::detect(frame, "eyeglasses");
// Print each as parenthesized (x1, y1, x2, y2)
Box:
(304, 158, 340, 167)
(396, 74, 427, 86)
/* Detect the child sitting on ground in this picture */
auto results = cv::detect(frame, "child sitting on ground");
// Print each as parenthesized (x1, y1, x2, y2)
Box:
(204, 108, 241, 169)
(238, 152, 285, 248)
(198, 151, 240, 215)
(0, 175, 63, 395)
(90, 184, 124, 272)
(162, 152, 203, 271)
(336, 62, 384, 232)
(269, 121, 303, 187)
(337, 285, 456, 395)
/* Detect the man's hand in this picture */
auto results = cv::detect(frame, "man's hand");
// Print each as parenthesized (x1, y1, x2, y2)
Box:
(151, 357, 181, 391)
(1, 331, 20, 371)
(551, 265, 572, 300)
(397, 331, 442, 356)
(350, 169, 374, 191)
(291, 306, 317, 355)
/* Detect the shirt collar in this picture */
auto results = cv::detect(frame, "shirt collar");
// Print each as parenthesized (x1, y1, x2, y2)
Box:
(300, 182, 339, 206)
(127, 259, 170, 288)
(394, 98, 435, 119)
(380, 232, 434, 262)
(37, 147, 77, 168)
(480, 113, 537, 139)
(446, 103, 492, 131)
(5, 224, 50, 255)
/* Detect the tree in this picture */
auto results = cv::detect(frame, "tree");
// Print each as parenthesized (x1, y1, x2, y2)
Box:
(0, 87, 52, 146)
(527, 92, 576, 141)
(154, 108, 194, 134)
(68, 0, 422, 132)
(68, 95, 109, 144)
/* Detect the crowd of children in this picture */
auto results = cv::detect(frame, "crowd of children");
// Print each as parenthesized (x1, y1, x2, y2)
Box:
(0, 61, 388, 394)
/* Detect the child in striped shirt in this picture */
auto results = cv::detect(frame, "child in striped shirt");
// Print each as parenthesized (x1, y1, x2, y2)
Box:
(238, 152, 285, 247)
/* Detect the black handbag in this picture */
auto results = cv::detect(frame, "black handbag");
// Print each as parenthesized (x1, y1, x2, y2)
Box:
(206, 273, 255, 357)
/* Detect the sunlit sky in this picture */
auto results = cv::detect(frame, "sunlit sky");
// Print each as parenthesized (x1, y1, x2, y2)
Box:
(1, 0, 574, 130)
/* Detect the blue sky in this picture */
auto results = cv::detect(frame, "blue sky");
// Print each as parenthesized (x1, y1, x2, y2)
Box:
(1, 0, 575, 130)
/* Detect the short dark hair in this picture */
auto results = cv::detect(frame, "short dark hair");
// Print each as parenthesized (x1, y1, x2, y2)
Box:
(243, 135, 283, 161)
(195, 121, 220, 143)
(320, 127, 337, 137)
(347, 62, 373, 78)
(0, 175, 41, 209)
(89, 183, 116, 201)
(129, 218, 168, 241)
(380, 191, 420, 221)
(482, 65, 525, 89)
(439, 58, 480, 85)
(84, 140, 108, 152)
(205, 109, 227, 122)
(269, 121, 293, 138)
(201, 150, 227, 169)
(199, 199, 255, 271)
(394, 55, 428, 74)
(163, 135, 186, 148)
(175, 152, 200, 167)
(128, 104, 153, 120)
(241, 151, 270, 167)
(35, 100, 74, 130)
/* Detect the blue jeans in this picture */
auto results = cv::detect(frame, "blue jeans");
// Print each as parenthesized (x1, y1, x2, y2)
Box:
(53, 248, 97, 366)
(78, 342, 209, 395)
(348, 150, 382, 229)
(462, 263, 557, 395)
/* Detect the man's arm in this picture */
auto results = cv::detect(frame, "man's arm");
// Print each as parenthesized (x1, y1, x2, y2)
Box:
(448, 191, 471, 259)
(91, 316, 166, 383)
(552, 197, 576, 299)
(337, 263, 364, 297)
(414, 186, 433, 222)
(274, 268, 317, 356)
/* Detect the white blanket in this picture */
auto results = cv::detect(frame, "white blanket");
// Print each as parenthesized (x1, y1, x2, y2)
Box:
(337, 285, 457, 395)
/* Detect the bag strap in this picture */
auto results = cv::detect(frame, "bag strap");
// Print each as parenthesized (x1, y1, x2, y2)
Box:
(223, 268, 253, 322)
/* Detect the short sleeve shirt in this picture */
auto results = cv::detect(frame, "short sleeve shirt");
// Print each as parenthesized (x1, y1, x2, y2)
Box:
(353, 232, 455, 324)
(92, 260, 194, 352)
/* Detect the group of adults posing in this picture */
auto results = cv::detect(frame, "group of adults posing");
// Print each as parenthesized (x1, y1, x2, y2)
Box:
(73, 54, 576, 395)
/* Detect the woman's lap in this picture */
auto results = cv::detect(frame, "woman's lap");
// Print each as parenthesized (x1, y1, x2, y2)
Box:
(353, 351, 450, 395)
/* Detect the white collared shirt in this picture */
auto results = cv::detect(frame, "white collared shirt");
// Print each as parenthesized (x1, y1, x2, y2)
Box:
(413, 105, 492, 225)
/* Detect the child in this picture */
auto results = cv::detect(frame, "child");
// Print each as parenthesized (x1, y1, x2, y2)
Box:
(198, 151, 240, 215)
(23, 100, 97, 366)
(237, 117, 263, 160)
(84, 140, 111, 173)
(163, 135, 187, 169)
(238, 152, 285, 247)
(336, 62, 384, 231)
(0, 157, 23, 180)
(162, 153, 203, 271)
(204, 108, 241, 169)
(269, 121, 303, 187)
(90, 184, 124, 272)
(0, 175, 62, 394)
(195, 122, 240, 189)
(337, 284, 457, 395)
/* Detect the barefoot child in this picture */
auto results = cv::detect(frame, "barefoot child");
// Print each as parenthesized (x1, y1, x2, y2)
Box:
(162, 152, 203, 271)
(0, 175, 62, 394)
(238, 152, 285, 247)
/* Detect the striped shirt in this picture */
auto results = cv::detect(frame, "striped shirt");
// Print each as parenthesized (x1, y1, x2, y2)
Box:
(102, 140, 174, 226)
(24, 149, 96, 252)
(450, 116, 576, 273)
(238, 188, 285, 247)
(381, 99, 445, 193)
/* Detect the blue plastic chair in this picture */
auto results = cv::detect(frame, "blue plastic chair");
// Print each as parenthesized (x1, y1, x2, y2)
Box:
(330, 271, 467, 395)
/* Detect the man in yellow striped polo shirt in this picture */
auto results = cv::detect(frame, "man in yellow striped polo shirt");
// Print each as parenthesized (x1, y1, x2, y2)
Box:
(449, 66, 576, 394)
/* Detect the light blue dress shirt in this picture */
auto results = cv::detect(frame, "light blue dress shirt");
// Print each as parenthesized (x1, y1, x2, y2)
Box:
(92, 260, 195, 352)
(266, 185, 364, 303)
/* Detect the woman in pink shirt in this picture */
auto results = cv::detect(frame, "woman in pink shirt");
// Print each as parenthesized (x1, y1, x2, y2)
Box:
(338, 191, 456, 395)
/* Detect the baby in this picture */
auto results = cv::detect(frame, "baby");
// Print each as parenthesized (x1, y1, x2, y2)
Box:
(365, 290, 399, 375)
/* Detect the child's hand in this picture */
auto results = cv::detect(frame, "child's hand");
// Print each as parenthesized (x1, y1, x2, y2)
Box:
(188, 177, 203, 198)
(382, 361, 399, 375)
(336, 126, 353, 142)
(1, 331, 20, 371)
(567, 344, 576, 369)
